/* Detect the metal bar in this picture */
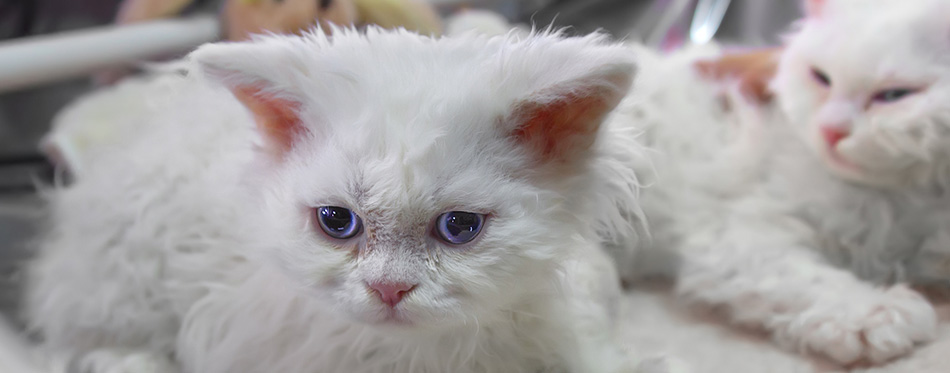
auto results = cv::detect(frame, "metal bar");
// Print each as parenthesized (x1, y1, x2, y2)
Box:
(690, 0, 732, 44)
(0, 16, 219, 93)
(645, 0, 692, 48)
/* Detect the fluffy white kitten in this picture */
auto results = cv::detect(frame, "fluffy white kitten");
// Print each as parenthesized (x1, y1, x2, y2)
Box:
(23, 28, 650, 373)
(626, 0, 948, 366)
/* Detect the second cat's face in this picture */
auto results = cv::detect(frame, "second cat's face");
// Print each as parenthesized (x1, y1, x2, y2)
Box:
(773, 0, 950, 188)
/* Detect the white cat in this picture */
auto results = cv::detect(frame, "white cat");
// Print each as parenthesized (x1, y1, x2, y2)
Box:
(627, 0, 948, 365)
(23, 28, 651, 373)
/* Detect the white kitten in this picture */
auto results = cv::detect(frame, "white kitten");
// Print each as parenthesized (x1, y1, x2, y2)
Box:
(625, 0, 948, 366)
(23, 28, 650, 373)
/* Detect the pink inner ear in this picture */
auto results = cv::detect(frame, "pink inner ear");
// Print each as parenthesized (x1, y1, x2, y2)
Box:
(804, 0, 826, 17)
(512, 92, 609, 163)
(232, 86, 303, 156)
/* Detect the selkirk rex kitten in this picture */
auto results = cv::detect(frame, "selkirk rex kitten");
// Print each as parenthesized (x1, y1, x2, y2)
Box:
(24, 28, 651, 373)
(629, 0, 949, 366)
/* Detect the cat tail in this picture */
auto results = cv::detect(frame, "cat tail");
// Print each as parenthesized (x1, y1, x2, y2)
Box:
(0, 319, 61, 373)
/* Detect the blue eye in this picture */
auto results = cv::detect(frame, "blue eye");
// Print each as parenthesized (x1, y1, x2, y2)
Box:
(873, 88, 916, 103)
(316, 206, 362, 239)
(435, 211, 484, 245)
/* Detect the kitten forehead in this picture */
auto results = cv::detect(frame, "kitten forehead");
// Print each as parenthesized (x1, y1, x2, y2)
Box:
(809, 0, 950, 53)
(221, 27, 635, 208)
(792, 0, 950, 83)
(194, 26, 634, 137)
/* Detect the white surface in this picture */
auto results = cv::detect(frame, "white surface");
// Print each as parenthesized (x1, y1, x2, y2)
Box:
(0, 17, 218, 93)
(620, 285, 950, 373)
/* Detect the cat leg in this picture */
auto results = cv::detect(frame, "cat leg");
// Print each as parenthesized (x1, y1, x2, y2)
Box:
(677, 230, 937, 365)
(556, 250, 683, 373)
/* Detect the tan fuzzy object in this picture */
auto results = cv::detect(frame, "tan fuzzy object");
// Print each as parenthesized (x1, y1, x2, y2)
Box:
(353, 0, 442, 35)
(112, 0, 441, 41)
(63, 0, 441, 175)
(115, 0, 196, 24)
(96, 0, 443, 83)
(224, 0, 359, 41)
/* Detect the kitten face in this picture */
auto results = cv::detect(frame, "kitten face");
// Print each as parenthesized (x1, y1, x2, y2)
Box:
(273, 131, 563, 327)
(192, 28, 634, 329)
(773, 0, 950, 188)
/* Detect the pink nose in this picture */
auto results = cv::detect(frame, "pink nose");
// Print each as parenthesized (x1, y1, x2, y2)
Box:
(821, 126, 849, 147)
(367, 282, 416, 307)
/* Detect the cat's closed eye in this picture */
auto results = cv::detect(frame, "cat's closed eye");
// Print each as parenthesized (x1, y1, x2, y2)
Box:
(810, 67, 831, 87)
(434, 211, 485, 245)
(872, 88, 918, 104)
(316, 206, 363, 239)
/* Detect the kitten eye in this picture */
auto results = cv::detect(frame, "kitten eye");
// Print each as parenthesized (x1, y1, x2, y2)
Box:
(810, 67, 831, 87)
(316, 206, 362, 239)
(435, 211, 485, 245)
(872, 88, 916, 103)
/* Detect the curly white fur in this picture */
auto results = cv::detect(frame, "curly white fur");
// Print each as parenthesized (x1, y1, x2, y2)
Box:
(625, 0, 949, 365)
(23, 28, 653, 373)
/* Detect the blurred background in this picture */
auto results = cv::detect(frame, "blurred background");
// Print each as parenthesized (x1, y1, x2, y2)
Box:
(0, 0, 802, 320)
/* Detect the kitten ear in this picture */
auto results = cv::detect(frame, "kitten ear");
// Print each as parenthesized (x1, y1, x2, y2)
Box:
(803, 0, 827, 17)
(191, 41, 310, 156)
(508, 63, 634, 164)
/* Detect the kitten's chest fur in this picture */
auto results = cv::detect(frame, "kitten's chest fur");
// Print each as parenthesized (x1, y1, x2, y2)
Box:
(178, 262, 606, 373)
(771, 137, 950, 285)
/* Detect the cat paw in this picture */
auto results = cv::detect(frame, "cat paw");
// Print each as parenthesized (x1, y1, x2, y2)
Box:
(73, 349, 178, 373)
(780, 285, 937, 365)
